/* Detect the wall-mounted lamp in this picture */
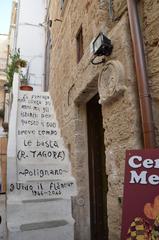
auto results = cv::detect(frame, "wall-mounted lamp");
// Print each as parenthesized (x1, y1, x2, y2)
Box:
(91, 32, 113, 65)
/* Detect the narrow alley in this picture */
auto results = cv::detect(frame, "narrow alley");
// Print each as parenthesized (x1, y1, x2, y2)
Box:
(0, 0, 159, 240)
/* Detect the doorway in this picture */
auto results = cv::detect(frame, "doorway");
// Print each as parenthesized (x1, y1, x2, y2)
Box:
(86, 94, 108, 240)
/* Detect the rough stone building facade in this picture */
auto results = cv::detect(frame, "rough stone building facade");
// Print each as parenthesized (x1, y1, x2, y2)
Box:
(0, 35, 8, 112)
(47, 0, 159, 239)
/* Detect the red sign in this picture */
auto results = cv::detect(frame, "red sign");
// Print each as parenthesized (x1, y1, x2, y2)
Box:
(121, 149, 159, 239)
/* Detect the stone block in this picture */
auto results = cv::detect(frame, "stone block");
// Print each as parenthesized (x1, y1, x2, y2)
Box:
(7, 199, 73, 228)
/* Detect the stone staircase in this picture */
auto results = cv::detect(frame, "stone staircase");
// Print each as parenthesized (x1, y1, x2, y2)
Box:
(7, 76, 77, 240)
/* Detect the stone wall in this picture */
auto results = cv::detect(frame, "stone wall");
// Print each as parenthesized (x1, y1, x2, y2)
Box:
(142, 0, 159, 145)
(48, 0, 159, 239)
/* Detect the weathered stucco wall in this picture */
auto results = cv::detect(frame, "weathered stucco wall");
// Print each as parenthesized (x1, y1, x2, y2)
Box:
(48, 0, 159, 239)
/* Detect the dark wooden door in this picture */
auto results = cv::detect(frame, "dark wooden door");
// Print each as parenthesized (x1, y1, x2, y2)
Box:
(87, 94, 108, 240)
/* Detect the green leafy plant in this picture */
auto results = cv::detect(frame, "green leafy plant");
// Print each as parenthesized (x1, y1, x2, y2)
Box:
(5, 52, 27, 88)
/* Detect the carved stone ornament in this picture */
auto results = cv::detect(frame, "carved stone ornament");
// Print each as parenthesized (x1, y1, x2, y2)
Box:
(98, 60, 126, 104)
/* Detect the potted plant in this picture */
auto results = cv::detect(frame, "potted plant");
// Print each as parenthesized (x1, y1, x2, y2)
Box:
(19, 72, 33, 91)
(5, 52, 28, 89)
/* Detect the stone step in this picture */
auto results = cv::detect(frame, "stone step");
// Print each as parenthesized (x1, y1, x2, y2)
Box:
(17, 161, 71, 181)
(16, 147, 70, 163)
(8, 221, 74, 240)
(7, 177, 77, 200)
(7, 199, 72, 225)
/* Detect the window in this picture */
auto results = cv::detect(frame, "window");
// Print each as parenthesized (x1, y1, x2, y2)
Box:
(76, 26, 84, 63)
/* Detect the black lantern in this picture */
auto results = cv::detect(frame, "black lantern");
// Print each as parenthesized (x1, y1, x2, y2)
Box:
(92, 32, 113, 56)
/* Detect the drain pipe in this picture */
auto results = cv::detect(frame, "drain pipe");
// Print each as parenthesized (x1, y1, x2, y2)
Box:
(127, 0, 155, 148)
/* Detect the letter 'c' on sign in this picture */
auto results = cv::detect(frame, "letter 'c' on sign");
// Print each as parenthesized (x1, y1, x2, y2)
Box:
(128, 155, 142, 168)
